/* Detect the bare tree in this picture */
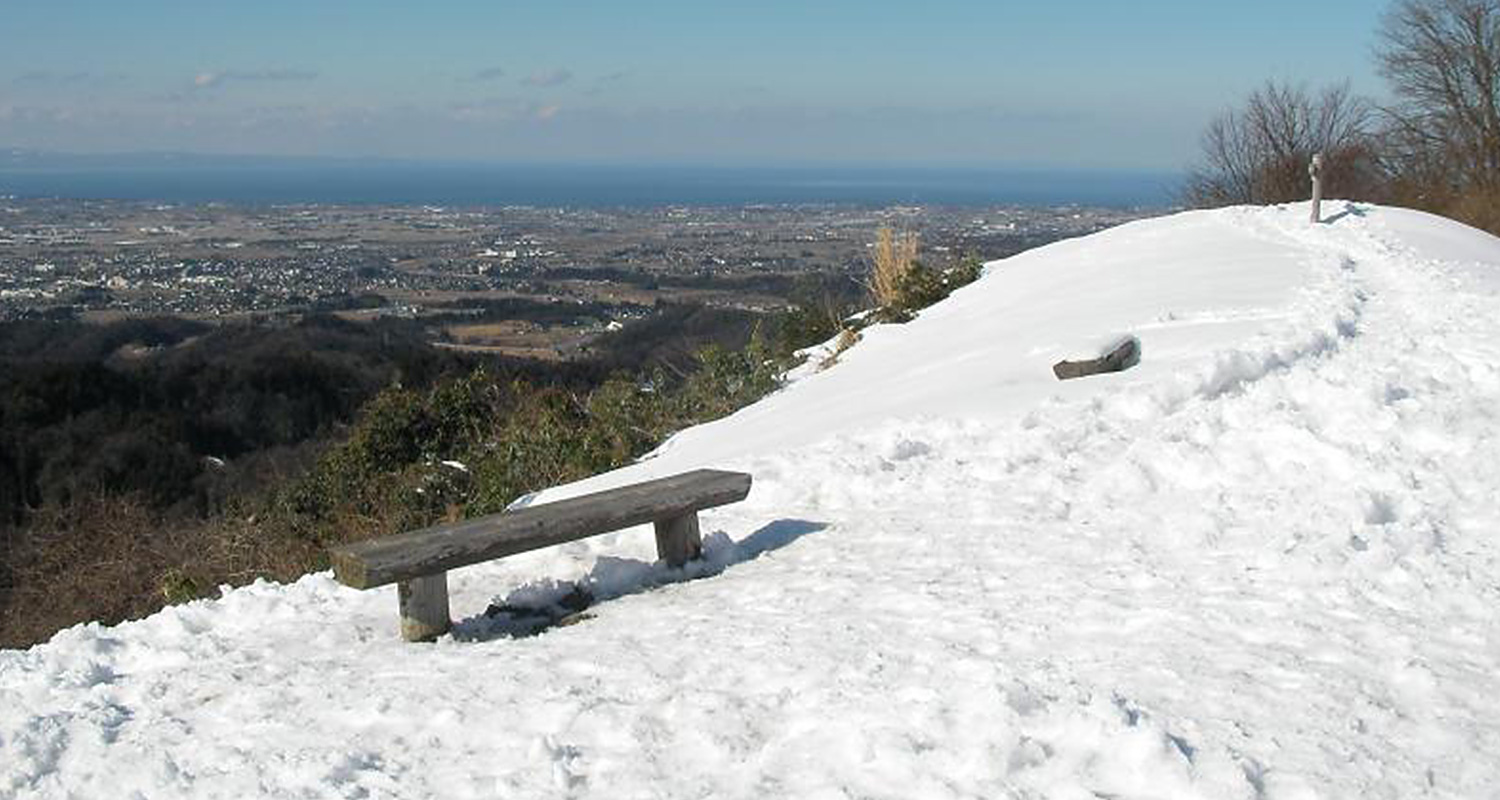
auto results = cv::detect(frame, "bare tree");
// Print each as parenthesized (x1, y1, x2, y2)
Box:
(1185, 81, 1380, 207)
(1377, 0, 1500, 228)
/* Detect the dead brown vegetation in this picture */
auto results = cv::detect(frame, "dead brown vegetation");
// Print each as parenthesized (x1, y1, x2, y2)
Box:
(1377, 0, 1500, 232)
(1187, 2, 1500, 234)
(1185, 81, 1383, 207)
(0, 495, 319, 648)
(870, 227, 920, 310)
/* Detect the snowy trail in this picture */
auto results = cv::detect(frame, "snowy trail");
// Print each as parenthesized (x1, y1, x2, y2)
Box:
(3, 204, 1498, 799)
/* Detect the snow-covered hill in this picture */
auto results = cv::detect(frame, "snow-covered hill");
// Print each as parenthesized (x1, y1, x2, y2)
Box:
(4, 202, 1499, 799)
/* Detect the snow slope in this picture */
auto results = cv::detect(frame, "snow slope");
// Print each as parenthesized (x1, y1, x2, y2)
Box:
(4, 202, 1499, 799)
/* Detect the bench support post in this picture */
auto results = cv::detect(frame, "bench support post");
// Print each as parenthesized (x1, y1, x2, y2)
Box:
(398, 572, 451, 642)
(654, 512, 702, 568)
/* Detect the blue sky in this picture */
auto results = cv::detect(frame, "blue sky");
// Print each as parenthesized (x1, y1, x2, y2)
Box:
(0, 0, 1391, 169)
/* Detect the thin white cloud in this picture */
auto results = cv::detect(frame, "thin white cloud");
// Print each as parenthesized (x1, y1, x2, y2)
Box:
(469, 67, 506, 82)
(12, 71, 123, 87)
(448, 97, 522, 123)
(447, 99, 562, 124)
(522, 68, 573, 88)
(193, 69, 319, 89)
(584, 71, 631, 96)
(14, 71, 90, 85)
(0, 104, 77, 123)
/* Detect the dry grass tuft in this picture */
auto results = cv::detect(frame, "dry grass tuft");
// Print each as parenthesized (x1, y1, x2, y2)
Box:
(871, 227, 919, 310)
(818, 327, 862, 371)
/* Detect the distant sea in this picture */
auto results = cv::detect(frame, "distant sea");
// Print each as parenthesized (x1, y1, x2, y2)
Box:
(0, 160, 1181, 208)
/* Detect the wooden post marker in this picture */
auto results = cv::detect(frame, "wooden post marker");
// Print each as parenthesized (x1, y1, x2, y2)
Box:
(1309, 152, 1325, 224)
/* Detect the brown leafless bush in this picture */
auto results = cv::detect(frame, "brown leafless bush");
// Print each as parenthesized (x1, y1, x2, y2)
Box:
(0, 493, 328, 649)
(1185, 81, 1383, 207)
(1377, 0, 1500, 230)
(2, 495, 190, 647)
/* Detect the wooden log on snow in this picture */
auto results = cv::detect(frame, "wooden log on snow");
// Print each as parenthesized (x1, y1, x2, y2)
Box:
(1052, 337, 1141, 381)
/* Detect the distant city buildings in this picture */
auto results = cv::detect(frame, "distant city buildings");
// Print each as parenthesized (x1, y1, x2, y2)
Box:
(0, 200, 1145, 320)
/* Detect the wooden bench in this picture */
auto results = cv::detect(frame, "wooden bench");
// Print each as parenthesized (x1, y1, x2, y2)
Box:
(329, 468, 753, 641)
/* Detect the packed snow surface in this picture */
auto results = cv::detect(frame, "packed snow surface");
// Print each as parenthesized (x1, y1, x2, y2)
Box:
(4, 203, 1499, 798)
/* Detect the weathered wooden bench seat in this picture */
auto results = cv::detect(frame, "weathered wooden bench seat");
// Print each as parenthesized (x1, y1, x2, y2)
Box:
(329, 468, 752, 641)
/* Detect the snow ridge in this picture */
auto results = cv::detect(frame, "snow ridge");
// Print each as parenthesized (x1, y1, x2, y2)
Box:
(3, 203, 1499, 799)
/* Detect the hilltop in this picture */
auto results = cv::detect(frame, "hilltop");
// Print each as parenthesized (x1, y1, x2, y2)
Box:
(3, 202, 1499, 798)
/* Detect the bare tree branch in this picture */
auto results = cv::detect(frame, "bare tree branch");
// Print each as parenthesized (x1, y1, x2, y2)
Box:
(1186, 81, 1379, 207)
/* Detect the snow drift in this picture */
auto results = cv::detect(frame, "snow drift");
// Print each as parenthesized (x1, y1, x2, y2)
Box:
(4, 202, 1499, 799)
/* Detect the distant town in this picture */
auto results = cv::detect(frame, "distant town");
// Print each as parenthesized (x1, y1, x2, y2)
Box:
(0, 198, 1147, 355)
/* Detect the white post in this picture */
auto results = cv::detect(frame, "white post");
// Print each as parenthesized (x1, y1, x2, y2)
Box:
(1309, 153, 1324, 224)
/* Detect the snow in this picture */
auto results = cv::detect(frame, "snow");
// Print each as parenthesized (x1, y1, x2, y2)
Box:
(4, 202, 1500, 798)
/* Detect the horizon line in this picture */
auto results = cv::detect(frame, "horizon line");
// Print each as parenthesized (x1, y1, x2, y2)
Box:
(0, 147, 1187, 176)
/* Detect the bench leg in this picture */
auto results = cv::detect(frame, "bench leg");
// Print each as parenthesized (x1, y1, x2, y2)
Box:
(654, 512, 702, 568)
(397, 572, 451, 642)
